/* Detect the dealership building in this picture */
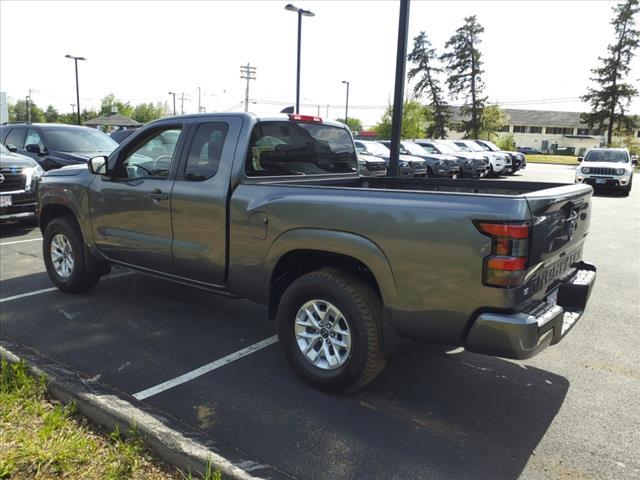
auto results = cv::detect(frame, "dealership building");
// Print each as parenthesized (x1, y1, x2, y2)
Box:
(446, 107, 640, 156)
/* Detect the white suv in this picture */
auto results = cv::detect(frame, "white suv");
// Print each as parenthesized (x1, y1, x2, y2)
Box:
(575, 148, 635, 196)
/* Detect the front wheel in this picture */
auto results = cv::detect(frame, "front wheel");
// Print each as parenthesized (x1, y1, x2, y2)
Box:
(277, 268, 386, 393)
(43, 216, 102, 293)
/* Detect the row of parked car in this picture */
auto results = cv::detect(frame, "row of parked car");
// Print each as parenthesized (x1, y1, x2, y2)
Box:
(355, 138, 526, 178)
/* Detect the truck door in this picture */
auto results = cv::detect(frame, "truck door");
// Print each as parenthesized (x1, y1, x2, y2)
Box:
(170, 117, 243, 285)
(88, 124, 185, 273)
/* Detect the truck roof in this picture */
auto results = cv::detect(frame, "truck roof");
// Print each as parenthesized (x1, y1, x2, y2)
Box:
(149, 112, 347, 129)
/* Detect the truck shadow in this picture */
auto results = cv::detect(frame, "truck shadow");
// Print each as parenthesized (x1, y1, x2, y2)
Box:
(354, 344, 568, 479)
(0, 271, 568, 480)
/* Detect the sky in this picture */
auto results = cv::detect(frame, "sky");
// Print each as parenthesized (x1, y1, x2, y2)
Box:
(1, 0, 639, 127)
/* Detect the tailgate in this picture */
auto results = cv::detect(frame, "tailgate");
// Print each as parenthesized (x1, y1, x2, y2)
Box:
(523, 183, 593, 296)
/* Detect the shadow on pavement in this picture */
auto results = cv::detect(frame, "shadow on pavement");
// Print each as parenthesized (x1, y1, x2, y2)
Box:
(0, 270, 569, 480)
(0, 221, 39, 239)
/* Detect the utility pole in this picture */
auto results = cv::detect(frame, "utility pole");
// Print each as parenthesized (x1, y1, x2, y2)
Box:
(240, 63, 257, 112)
(179, 92, 190, 115)
(26, 88, 39, 122)
(168, 92, 176, 115)
(70, 104, 76, 120)
(197, 87, 206, 113)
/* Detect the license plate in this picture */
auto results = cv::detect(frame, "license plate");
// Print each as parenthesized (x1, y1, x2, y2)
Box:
(0, 196, 11, 207)
(596, 178, 606, 184)
(452, 174, 458, 180)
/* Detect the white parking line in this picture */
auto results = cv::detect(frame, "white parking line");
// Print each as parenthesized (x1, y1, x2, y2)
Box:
(0, 237, 43, 246)
(133, 335, 279, 401)
(0, 271, 134, 304)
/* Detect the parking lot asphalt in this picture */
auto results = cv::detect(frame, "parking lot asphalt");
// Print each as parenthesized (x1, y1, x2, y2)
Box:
(1, 162, 638, 480)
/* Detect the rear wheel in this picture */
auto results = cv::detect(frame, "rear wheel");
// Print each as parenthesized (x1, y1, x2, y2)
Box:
(277, 268, 385, 393)
(43, 216, 102, 293)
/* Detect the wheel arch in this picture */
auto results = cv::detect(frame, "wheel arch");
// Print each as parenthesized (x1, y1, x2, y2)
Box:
(265, 229, 398, 321)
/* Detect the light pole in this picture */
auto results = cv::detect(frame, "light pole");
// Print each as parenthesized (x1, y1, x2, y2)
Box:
(284, 4, 315, 114)
(65, 55, 86, 125)
(168, 92, 176, 115)
(388, 0, 410, 177)
(342, 80, 349, 126)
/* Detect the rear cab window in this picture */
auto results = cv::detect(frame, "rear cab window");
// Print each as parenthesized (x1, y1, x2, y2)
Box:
(245, 121, 357, 177)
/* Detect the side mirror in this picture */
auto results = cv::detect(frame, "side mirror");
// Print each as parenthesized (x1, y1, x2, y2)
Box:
(6, 144, 18, 152)
(633, 159, 638, 165)
(26, 144, 44, 155)
(577, 157, 583, 162)
(88, 156, 108, 175)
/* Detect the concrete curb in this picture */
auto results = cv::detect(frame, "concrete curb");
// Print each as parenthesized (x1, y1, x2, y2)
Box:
(0, 337, 294, 480)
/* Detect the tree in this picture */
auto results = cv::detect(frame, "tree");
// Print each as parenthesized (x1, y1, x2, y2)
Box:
(479, 105, 509, 140)
(133, 102, 168, 123)
(582, 0, 639, 146)
(44, 105, 59, 123)
(8, 99, 45, 123)
(407, 31, 449, 138)
(335, 117, 363, 132)
(441, 15, 487, 139)
(100, 93, 134, 118)
(496, 133, 516, 151)
(373, 100, 428, 140)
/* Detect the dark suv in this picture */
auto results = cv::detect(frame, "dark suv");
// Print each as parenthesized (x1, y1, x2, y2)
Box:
(0, 143, 44, 223)
(0, 123, 118, 170)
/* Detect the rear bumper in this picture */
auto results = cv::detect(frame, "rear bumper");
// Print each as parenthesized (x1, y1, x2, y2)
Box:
(464, 262, 597, 360)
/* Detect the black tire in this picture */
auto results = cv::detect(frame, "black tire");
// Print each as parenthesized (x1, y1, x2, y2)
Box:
(277, 268, 386, 393)
(43, 216, 101, 293)
(623, 178, 632, 196)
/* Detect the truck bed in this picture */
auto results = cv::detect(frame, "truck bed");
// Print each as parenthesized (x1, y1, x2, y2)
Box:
(257, 176, 584, 198)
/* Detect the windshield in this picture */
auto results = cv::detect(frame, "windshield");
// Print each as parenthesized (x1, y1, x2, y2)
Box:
(456, 141, 485, 152)
(584, 150, 629, 163)
(367, 142, 391, 156)
(43, 128, 118, 153)
(478, 140, 500, 151)
(402, 142, 427, 156)
(245, 121, 358, 176)
(433, 142, 457, 154)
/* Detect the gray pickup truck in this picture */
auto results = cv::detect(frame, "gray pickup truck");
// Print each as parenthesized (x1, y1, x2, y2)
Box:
(38, 113, 597, 392)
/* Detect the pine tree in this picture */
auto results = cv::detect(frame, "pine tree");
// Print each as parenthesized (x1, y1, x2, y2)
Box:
(582, 0, 639, 146)
(441, 15, 486, 139)
(407, 31, 449, 139)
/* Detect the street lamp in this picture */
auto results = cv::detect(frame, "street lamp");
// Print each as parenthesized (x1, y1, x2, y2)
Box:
(65, 55, 86, 125)
(168, 92, 176, 115)
(342, 81, 349, 126)
(284, 3, 315, 114)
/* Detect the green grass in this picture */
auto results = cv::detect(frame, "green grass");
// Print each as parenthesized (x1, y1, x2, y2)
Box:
(524, 155, 581, 165)
(0, 359, 221, 479)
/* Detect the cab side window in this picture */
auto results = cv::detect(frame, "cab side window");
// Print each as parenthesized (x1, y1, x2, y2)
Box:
(25, 129, 45, 150)
(115, 127, 182, 180)
(184, 123, 228, 181)
(5, 128, 27, 149)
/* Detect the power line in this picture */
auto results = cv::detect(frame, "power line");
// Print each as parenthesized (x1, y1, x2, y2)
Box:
(240, 63, 257, 112)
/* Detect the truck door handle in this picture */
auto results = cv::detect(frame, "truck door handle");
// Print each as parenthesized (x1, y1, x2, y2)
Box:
(149, 189, 169, 201)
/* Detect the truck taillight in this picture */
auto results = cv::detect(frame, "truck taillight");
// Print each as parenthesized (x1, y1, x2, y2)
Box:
(289, 114, 323, 123)
(476, 221, 530, 287)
